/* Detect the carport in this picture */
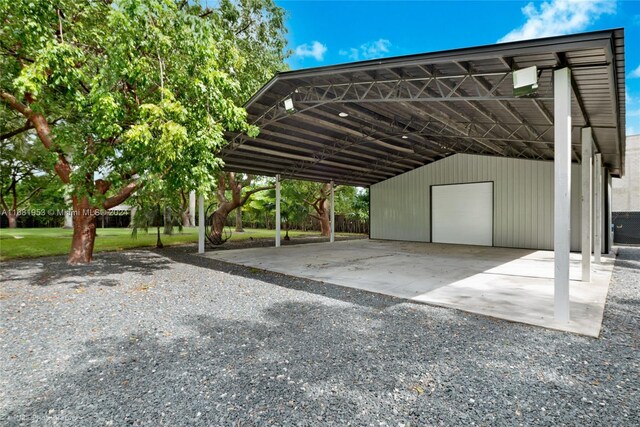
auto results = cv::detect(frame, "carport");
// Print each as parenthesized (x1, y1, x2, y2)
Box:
(197, 29, 626, 332)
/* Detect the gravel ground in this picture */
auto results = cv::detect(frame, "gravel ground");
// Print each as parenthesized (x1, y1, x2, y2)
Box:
(1, 243, 638, 426)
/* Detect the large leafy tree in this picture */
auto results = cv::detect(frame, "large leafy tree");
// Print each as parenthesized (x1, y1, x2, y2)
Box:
(210, 172, 274, 244)
(0, 0, 287, 263)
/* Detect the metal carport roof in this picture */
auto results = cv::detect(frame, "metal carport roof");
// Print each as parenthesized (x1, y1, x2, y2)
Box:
(221, 29, 626, 186)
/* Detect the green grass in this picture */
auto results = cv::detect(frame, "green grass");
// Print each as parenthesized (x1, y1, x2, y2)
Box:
(0, 227, 359, 261)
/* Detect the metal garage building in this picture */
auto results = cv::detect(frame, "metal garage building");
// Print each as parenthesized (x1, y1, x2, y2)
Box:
(198, 29, 626, 324)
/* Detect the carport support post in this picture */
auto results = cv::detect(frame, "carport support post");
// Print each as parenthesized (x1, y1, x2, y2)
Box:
(607, 172, 613, 252)
(275, 174, 281, 248)
(581, 128, 592, 282)
(198, 194, 205, 254)
(330, 180, 335, 243)
(189, 191, 196, 227)
(594, 153, 602, 264)
(554, 67, 571, 323)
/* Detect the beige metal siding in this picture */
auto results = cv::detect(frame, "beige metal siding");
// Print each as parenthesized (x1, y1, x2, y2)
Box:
(612, 135, 640, 211)
(370, 154, 582, 251)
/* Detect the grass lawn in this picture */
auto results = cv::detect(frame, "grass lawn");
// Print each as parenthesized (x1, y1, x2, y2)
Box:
(0, 227, 356, 261)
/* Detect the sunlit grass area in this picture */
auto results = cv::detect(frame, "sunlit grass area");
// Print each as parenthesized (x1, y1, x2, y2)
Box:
(0, 227, 359, 261)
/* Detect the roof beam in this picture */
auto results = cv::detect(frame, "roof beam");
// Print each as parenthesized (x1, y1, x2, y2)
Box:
(223, 163, 374, 186)
(226, 132, 408, 175)
(228, 145, 392, 179)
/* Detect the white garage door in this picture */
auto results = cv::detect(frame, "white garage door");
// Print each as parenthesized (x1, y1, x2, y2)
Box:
(431, 182, 493, 246)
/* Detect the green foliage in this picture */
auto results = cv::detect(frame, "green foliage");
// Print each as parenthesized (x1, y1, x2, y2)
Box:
(240, 179, 369, 229)
(0, 0, 288, 205)
(0, 128, 61, 217)
(0, 227, 353, 261)
(129, 185, 184, 246)
(351, 188, 370, 221)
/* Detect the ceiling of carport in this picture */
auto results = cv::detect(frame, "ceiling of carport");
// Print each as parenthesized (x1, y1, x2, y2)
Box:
(220, 29, 626, 186)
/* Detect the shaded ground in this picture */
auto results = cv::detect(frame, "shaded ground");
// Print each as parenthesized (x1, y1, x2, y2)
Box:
(0, 244, 638, 426)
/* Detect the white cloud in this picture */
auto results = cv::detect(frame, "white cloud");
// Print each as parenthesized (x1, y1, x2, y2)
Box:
(498, 0, 616, 43)
(294, 41, 327, 61)
(340, 39, 391, 61)
(629, 65, 640, 78)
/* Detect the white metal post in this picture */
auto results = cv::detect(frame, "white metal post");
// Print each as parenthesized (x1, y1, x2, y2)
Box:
(581, 128, 592, 282)
(330, 180, 335, 243)
(198, 194, 205, 254)
(189, 191, 196, 227)
(275, 174, 281, 248)
(594, 153, 602, 264)
(606, 172, 613, 253)
(554, 68, 571, 323)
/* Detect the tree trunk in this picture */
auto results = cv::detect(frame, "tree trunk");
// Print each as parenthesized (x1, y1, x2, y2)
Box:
(163, 207, 172, 235)
(235, 208, 244, 232)
(181, 210, 189, 228)
(156, 225, 163, 248)
(7, 213, 17, 228)
(210, 205, 232, 243)
(315, 197, 330, 237)
(307, 183, 331, 237)
(318, 203, 330, 236)
(68, 197, 97, 264)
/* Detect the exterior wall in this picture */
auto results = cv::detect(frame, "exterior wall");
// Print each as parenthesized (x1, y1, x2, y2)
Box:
(370, 153, 582, 251)
(612, 134, 640, 212)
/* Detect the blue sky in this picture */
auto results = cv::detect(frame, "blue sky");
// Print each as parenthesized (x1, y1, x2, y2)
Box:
(277, 0, 640, 135)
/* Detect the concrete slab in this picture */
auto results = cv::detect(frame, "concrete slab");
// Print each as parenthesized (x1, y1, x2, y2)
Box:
(200, 240, 615, 337)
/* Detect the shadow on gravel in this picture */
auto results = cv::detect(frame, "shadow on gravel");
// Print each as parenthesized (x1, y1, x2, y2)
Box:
(1, 251, 172, 288)
(4, 295, 639, 426)
(159, 243, 402, 310)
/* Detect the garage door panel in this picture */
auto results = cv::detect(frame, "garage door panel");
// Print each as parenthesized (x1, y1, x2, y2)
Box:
(432, 182, 493, 246)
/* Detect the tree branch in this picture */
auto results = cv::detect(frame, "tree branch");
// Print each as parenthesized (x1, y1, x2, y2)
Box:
(95, 179, 111, 195)
(16, 186, 43, 208)
(1, 91, 72, 184)
(0, 121, 33, 141)
(0, 41, 35, 64)
(199, 9, 214, 18)
(11, 176, 17, 211)
(216, 174, 228, 203)
(0, 191, 9, 214)
(240, 185, 275, 206)
(57, 8, 65, 43)
(103, 180, 140, 209)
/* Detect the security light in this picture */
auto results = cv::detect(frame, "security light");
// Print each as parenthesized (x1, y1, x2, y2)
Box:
(513, 66, 538, 97)
(284, 97, 295, 113)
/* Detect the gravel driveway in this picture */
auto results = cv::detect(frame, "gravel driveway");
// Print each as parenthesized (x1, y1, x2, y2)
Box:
(1, 244, 638, 426)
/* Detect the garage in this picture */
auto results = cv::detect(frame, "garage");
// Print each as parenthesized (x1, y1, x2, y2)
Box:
(196, 29, 626, 331)
(431, 182, 493, 246)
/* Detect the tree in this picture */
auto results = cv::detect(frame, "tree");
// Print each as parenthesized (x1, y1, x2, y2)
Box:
(130, 184, 182, 249)
(0, 0, 287, 263)
(304, 182, 333, 236)
(210, 172, 273, 243)
(0, 131, 56, 228)
(280, 196, 308, 241)
(297, 181, 361, 236)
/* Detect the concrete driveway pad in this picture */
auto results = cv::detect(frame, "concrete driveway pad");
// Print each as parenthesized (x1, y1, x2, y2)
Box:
(202, 239, 614, 336)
